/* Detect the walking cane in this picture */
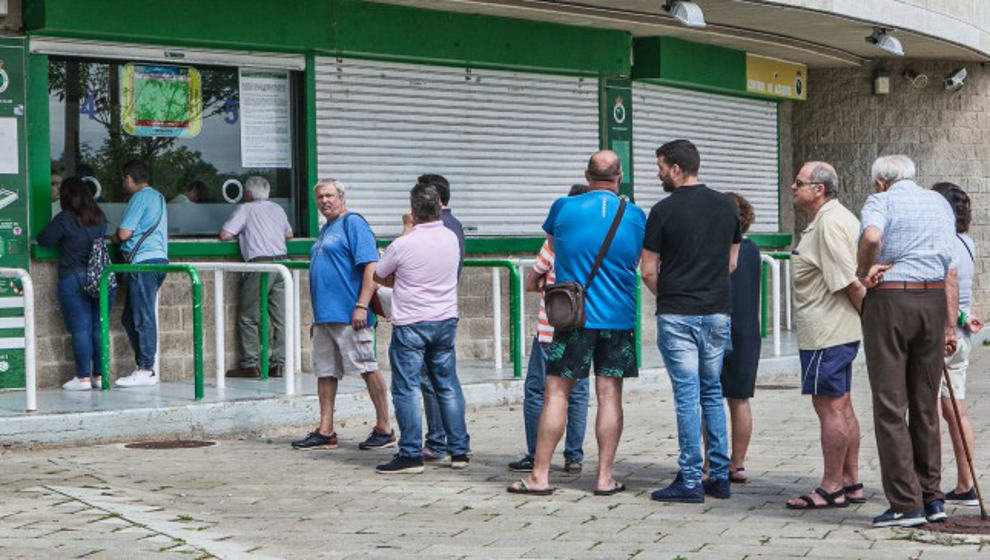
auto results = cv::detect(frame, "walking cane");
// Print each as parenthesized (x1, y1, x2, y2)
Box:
(942, 364, 988, 520)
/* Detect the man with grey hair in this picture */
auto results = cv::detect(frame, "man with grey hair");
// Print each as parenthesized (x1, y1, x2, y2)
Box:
(858, 154, 958, 527)
(374, 182, 468, 473)
(220, 176, 292, 378)
(292, 179, 394, 450)
(785, 161, 867, 511)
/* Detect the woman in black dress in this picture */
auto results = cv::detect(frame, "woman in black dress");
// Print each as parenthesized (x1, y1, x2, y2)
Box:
(721, 193, 762, 483)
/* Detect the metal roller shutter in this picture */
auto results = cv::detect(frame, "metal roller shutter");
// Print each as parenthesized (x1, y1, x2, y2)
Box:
(632, 84, 780, 232)
(314, 58, 600, 237)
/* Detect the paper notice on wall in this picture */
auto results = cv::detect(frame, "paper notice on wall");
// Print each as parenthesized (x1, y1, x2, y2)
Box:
(0, 118, 18, 175)
(239, 69, 292, 168)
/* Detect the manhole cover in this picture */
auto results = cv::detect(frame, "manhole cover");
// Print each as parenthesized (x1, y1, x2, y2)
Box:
(756, 384, 798, 391)
(124, 440, 216, 450)
(925, 516, 990, 535)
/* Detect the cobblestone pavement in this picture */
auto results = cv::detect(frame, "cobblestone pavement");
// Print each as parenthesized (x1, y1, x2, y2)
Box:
(2, 349, 990, 559)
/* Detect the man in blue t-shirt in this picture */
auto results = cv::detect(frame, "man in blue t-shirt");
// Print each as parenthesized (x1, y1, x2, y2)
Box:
(291, 179, 394, 451)
(508, 150, 645, 497)
(114, 159, 169, 388)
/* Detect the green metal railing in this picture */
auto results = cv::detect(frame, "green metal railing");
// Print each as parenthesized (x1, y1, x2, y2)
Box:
(99, 264, 205, 400)
(275, 259, 523, 379)
(465, 259, 523, 379)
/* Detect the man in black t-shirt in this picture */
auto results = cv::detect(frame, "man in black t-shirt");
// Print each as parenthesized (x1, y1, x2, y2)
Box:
(641, 139, 741, 504)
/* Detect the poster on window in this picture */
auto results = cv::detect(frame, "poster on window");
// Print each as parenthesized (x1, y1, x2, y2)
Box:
(121, 63, 203, 138)
(238, 69, 291, 168)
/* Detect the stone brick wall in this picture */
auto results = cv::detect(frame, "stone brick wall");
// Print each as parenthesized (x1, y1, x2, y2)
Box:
(33, 254, 661, 388)
(790, 60, 990, 317)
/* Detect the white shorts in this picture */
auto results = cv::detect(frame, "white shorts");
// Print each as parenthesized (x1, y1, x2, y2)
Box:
(312, 323, 378, 379)
(940, 334, 971, 399)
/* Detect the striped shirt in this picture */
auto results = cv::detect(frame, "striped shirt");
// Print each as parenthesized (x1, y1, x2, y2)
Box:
(860, 180, 956, 282)
(534, 240, 556, 344)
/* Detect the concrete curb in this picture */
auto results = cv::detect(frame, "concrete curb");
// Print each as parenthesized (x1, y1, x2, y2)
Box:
(1, 354, 819, 448)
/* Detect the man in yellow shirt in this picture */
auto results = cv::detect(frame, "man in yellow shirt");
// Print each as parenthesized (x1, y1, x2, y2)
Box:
(786, 161, 867, 511)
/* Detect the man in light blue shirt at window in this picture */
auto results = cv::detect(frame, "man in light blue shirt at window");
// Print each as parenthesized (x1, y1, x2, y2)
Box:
(114, 159, 168, 388)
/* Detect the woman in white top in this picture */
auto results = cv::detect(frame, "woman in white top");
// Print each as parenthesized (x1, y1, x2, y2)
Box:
(932, 182, 983, 506)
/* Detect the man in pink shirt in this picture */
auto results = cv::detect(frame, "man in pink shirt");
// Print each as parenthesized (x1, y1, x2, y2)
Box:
(374, 182, 469, 474)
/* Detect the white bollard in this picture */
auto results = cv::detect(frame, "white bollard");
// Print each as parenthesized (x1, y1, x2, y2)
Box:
(215, 269, 225, 389)
(492, 267, 502, 370)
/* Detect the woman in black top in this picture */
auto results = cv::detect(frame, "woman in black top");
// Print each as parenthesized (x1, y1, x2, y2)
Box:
(38, 177, 109, 391)
(720, 193, 762, 483)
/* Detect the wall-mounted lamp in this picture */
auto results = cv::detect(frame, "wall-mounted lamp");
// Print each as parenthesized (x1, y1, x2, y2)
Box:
(665, 1, 707, 28)
(866, 28, 904, 57)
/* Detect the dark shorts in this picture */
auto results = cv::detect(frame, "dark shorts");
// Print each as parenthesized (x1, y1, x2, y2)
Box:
(546, 328, 638, 380)
(800, 341, 860, 397)
(721, 330, 761, 399)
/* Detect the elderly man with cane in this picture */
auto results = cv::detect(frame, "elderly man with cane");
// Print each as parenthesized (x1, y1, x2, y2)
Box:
(857, 155, 958, 527)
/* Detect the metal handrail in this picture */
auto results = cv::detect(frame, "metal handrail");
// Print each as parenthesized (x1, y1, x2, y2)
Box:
(275, 259, 524, 380)
(0, 268, 36, 412)
(465, 259, 523, 379)
(759, 254, 781, 356)
(99, 264, 205, 400)
(186, 263, 295, 395)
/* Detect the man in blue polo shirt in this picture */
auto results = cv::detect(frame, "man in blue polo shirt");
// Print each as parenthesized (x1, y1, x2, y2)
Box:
(291, 179, 394, 451)
(508, 150, 645, 496)
(114, 159, 168, 388)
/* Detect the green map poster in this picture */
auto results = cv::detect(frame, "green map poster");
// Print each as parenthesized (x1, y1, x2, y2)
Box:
(0, 38, 29, 389)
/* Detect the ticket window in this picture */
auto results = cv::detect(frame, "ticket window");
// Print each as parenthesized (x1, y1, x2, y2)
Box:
(48, 57, 305, 237)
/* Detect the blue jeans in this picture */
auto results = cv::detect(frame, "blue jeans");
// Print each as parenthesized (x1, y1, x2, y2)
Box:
(523, 336, 589, 462)
(57, 271, 113, 378)
(657, 313, 732, 485)
(421, 371, 447, 454)
(122, 258, 167, 369)
(389, 318, 470, 458)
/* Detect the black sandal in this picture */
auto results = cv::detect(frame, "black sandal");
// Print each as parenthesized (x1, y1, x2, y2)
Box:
(786, 487, 849, 510)
(843, 483, 866, 504)
(507, 479, 555, 495)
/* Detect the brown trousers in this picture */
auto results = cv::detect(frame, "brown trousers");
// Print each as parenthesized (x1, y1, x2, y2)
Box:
(862, 289, 946, 512)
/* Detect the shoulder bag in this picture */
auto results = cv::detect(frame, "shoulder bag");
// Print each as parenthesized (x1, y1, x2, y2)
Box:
(123, 194, 166, 264)
(544, 198, 627, 330)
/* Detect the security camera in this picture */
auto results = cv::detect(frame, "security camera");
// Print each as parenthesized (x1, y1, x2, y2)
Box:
(944, 67, 967, 91)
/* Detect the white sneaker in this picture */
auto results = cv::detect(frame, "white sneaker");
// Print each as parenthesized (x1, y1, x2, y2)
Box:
(62, 377, 92, 391)
(115, 369, 158, 387)
(91, 375, 103, 389)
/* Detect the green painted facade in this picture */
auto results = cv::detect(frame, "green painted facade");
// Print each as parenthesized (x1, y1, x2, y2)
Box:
(633, 37, 747, 96)
(22, 0, 791, 258)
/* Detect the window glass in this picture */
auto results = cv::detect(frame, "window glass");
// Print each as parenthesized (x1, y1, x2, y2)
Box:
(48, 58, 300, 237)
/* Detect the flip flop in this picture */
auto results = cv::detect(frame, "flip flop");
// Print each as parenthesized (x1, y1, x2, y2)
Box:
(593, 481, 626, 496)
(730, 467, 748, 484)
(785, 487, 849, 510)
(507, 479, 555, 495)
(843, 483, 866, 504)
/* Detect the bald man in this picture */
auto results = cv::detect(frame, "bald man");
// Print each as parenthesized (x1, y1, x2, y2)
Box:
(508, 150, 646, 496)
(785, 161, 868, 511)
